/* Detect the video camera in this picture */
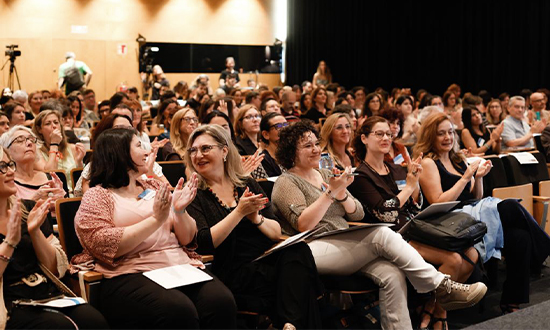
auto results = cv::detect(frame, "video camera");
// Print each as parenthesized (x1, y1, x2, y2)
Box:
(139, 46, 159, 74)
(5, 45, 21, 61)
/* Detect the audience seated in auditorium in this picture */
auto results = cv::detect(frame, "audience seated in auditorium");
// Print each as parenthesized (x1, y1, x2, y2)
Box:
(72, 127, 236, 328)
(271, 121, 486, 330)
(486, 98, 505, 126)
(234, 105, 261, 156)
(460, 106, 503, 155)
(319, 113, 355, 170)
(32, 110, 85, 190)
(361, 92, 383, 118)
(0, 112, 9, 135)
(348, 116, 481, 330)
(379, 108, 411, 165)
(501, 96, 544, 150)
(0, 125, 66, 204)
(162, 108, 198, 161)
(416, 112, 550, 314)
(2, 102, 27, 127)
(185, 124, 322, 329)
(301, 87, 328, 125)
(259, 112, 287, 177)
(0, 147, 108, 329)
(527, 92, 550, 125)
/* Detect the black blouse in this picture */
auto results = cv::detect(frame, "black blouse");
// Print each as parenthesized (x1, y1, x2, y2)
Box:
(348, 161, 421, 231)
(2, 200, 59, 312)
(434, 159, 474, 202)
(187, 178, 278, 285)
(260, 150, 284, 177)
(235, 136, 258, 156)
(300, 107, 326, 124)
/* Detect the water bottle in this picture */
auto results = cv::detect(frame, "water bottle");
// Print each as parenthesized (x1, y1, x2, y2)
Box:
(319, 152, 334, 171)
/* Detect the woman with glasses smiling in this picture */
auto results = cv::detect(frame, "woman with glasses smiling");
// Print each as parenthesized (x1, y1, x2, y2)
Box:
(320, 113, 355, 170)
(185, 124, 323, 329)
(0, 126, 66, 204)
(162, 108, 199, 161)
(234, 105, 262, 156)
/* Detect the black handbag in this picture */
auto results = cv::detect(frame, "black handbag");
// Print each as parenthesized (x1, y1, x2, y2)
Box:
(406, 212, 487, 252)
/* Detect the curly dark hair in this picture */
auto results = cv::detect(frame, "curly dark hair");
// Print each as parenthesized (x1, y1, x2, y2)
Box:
(352, 116, 388, 162)
(379, 107, 405, 138)
(276, 120, 318, 169)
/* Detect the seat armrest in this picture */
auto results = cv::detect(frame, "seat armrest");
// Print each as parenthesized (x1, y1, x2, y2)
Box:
(533, 196, 550, 203)
(83, 271, 103, 282)
(201, 255, 214, 263)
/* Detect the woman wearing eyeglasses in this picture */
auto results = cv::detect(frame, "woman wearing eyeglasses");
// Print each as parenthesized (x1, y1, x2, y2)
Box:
(32, 110, 86, 191)
(0, 147, 108, 329)
(233, 105, 262, 156)
(0, 126, 65, 204)
(162, 108, 199, 161)
(73, 127, 236, 329)
(320, 113, 355, 170)
(259, 112, 288, 177)
(185, 124, 323, 329)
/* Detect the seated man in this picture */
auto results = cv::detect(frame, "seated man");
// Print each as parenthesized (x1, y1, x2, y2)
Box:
(527, 92, 550, 125)
(501, 96, 545, 150)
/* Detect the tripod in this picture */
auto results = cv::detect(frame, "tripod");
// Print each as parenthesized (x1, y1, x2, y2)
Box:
(1, 57, 21, 91)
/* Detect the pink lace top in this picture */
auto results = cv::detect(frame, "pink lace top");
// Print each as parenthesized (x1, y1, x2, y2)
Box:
(71, 178, 202, 278)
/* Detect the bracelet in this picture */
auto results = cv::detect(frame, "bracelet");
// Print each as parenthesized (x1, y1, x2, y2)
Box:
(49, 151, 63, 160)
(0, 254, 12, 263)
(325, 189, 336, 201)
(172, 206, 186, 214)
(50, 143, 59, 146)
(335, 193, 349, 203)
(3, 239, 16, 249)
(254, 215, 265, 227)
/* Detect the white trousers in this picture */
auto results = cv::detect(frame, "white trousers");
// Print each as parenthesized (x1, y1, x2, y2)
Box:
(308, 226, 445, 330)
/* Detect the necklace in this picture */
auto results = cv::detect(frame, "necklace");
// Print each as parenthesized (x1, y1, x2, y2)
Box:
(363, 160, 389, 175)
(208, 185, 239, 211)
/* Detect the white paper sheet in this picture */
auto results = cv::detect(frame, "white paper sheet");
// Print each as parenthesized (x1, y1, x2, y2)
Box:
(508, 152, 539, 165)
(143, 264, 213, 289)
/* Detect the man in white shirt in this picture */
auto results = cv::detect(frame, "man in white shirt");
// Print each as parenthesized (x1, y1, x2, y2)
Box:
(501, 96, 545, 150)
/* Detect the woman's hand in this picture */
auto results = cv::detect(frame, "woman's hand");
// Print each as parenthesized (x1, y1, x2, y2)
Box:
(236, 187, 268, 217)
(217, 99, 228, 114)
(475, 160, 492, 179)
(242, 149, 265, 175)
(27, 198, 52, 235)
(150, 137, 169, 150)
(74, 142, 86, 164)
(328, 166, 355, 199)
(50, 129, 63, 145)
(6, 198, 22, 246)
(462, 159, 481, 182)
(146, 146, 159, 175)
(406, 153, 423, 187)
(172, 174, 198, 213)
(490, 123, 504, 141)
(153, 183, 172, 223)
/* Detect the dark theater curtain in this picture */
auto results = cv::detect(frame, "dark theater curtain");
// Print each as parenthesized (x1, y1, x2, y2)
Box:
(286, 0, 550, 96)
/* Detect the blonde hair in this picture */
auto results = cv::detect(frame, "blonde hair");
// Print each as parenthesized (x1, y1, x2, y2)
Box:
(413, 112, 464, 165)
(32, 110, 69, 156)
(184, 124, 247, 189)
(320, 113, 352, 167)
(233, 104, 259, 139)
(170, 108, 196, 158)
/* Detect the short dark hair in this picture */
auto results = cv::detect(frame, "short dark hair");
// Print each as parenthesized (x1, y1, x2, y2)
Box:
(227, 73, 237, 80)
(276, 120, 318, 169)
(245, 91, 259, 104)
(160, 90, 176, 103)
(40, 99, 67, 114)
(92, 113, 133, 148)
(260, 112, 284, 144)
(330, 103, 354, 116)
(128, 86, 138, 93)
(379, 108, 405, 138)
(2, 101, 23, 120)
(109, 92, 129, 110)
(89, 128, 138, 189)
(83, 88, 95, 96)
(202, 110, 236, 142)
(352, 116, 388, 162)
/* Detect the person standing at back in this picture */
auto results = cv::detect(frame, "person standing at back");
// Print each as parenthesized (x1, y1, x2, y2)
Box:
(57, 52, 92, 96)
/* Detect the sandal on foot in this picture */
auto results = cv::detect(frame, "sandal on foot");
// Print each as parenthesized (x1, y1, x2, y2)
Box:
(432, 317, 448, 330)
(417, 307, 434, 330)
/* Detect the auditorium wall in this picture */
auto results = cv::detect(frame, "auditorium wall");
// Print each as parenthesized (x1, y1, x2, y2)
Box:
(0, 0, 280, 100)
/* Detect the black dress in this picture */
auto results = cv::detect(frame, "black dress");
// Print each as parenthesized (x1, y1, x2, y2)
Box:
(434, 159, 550, 304)
(300, 106, 326, 124)
(4, 200, 108, 329)
(235, 136, 258, 156)
(260, 150, 284, 177)
(187, 178, 323, 328)
(463, 128, 496, 155)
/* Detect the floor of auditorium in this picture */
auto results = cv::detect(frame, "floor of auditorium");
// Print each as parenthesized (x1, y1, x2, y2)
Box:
(448, 257, 550, 329)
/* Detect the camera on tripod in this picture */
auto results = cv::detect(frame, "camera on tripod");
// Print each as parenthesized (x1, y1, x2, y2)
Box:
(5, 45, 21, 61)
